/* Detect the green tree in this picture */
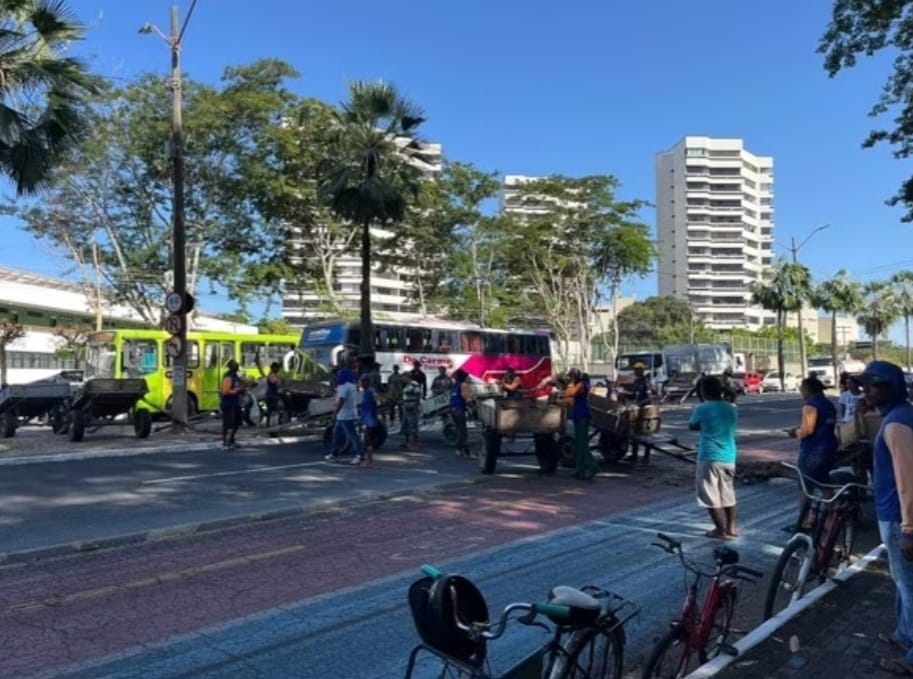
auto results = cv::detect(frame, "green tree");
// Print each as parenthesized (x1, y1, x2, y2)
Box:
(814, 269, 863, 383)
(9, 60, 298, 323)
(0, 0, 100, 194)
(503, 175, 653, 370)
(257, 317, 295, 335)
(819, 1, 913, 220)
(319, 81, 427, 368)
(52, 326, 91, 370)
(751, 261, 812, 391)
(0, 321, 25, 385)
(614, 295, 714, 348)
(858, 280, 898, 360)
(892, 270, 913, 367)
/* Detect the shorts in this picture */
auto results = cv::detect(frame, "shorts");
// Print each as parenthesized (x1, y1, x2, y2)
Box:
(696, 461, 736, 509)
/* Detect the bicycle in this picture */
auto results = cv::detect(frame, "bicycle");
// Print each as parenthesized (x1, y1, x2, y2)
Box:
(641, 533, 762, 679)
(763, 461, 871, 620)
(404, 564, 640, 679)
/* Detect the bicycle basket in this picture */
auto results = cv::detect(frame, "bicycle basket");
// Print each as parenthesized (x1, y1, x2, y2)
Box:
(407, 574, 489, 667)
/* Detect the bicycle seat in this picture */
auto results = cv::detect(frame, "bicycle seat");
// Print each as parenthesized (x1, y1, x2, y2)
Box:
(829, 468, 858, 486)
(547, 585, 602, 628)
(714, 545, 739, 566)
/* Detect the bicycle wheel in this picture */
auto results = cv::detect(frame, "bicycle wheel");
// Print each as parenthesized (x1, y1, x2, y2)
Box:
(828, 515, 857, 574)
(641, 626, 698, 679)
(700, 587, 736, 663)
(550, 624, 625, 679)
(763, 536, 811, 620)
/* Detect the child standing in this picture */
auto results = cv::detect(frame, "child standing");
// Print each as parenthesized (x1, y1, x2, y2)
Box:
(360, 375, 380, 466)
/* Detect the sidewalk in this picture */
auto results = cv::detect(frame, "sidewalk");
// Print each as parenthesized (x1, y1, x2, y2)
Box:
(708, 554, 898, 679)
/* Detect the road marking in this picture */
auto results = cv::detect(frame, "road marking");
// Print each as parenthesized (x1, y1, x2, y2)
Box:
(142, 462, 324, 485)
(5, 545, 308, 615)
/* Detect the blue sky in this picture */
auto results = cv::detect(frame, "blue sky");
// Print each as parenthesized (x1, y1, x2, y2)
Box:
(3, 0, 912, 338)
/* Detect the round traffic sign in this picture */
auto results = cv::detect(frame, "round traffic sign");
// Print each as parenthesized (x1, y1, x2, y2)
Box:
(165, 292, 183, 313)
(164, 313, 183, 336)
(165, 336, 183, 359)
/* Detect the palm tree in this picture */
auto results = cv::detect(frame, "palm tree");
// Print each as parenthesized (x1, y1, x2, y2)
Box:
(858, 281, 898, 360)
(892, 271, 913, 368)
(0, 0, 99, 194)
(319, 81, 428, 368)
(751, 261, 811, 392)
(814, 269, 863, 385)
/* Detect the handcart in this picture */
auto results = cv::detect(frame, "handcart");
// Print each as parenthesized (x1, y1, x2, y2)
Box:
(65, 378, 152, 443)
(476, 396, 569, 474)
(0, 382, 73, 438)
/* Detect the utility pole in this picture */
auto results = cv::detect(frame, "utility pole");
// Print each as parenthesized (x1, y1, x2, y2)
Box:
(92, 242, 103, 331)
(790, 236, 808, 381)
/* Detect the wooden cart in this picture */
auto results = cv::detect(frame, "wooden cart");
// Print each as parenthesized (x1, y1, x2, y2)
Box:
(475, 397, 569, 474)
(0, 382, 73, 438)
(587, 389, 664, 464)
(66, 378, 152, 443)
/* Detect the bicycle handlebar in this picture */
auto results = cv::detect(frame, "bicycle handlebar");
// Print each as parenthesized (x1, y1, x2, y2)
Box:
(779, 461, 871, 503)
(650, 534, 763, 582)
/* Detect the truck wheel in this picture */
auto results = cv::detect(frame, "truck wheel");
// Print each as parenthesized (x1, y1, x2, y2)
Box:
(533, 434, 559, 473)
(479, 428, 500, 474)
(559, 435, 575, 468)
(69, 409, 86, 442)
(134, 410, 152, 439)
(1, 412, 16, 438)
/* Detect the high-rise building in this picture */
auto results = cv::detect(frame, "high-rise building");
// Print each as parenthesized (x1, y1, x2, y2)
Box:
(281, 141, 443, 326)
(656, 136, 774, 330)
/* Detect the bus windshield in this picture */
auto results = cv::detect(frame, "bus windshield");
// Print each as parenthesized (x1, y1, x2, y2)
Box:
(299, 322, 350, 368)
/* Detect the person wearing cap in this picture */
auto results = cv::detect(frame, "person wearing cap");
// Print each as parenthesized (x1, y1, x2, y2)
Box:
(325, 367, 366, 465)
(564, 368, 598, 480)
(630, 362, 653, 407)
(220, 359, 246, 450)
(860, 360, 913, 675)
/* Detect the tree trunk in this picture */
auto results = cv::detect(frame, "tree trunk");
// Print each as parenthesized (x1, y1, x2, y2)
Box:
(358, 218, 374, 372)
(0, 345, 6, 386)
(776, 308, 786, 392)
(872, 332, 879, 361)
(831, 310, 839, 389)
(611, 277, 621, 375)
(906, 315, 911, 369)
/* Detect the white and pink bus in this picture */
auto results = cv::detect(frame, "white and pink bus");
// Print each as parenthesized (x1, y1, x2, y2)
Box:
(298, 319, 553, 391)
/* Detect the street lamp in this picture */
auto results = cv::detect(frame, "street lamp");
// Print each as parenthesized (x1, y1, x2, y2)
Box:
(789, 224, 831, 380)
(140, 1, 198, 428)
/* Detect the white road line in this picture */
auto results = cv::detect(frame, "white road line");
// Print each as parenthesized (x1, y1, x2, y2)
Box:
(142, 461, 325, 484)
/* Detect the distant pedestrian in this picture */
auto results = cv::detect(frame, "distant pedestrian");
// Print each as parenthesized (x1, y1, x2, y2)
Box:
(450, 368, 473, 457)
(325, 367, 365, 465)
(431, 366, 453, 396)
(859, 361, 913, 676)
(839, 376, 865, 424)
(359, 375, 380, 466)
(386, 365, 404, 423)
(401, 373, 421, 448)
(688, 375, 738, 539)
(411, 361, 427, 399)
(263, 361, 282, 427)
(282, 344, 301, 375)
(220, 359, 245, 450)
(564, 368, 598, 480)
(501, 368, 522, 399)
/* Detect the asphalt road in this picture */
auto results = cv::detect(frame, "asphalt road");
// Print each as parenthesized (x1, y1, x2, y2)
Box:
(0, 393, 804, 557)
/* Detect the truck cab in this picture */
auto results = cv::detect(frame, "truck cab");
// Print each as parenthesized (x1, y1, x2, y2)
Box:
(614, 351, 667, 394)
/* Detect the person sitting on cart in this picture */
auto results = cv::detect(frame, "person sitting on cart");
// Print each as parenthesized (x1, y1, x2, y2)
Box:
(501, 368, 523, 399)
(629, 362, 655, 407)
(431, 366, 453, 396)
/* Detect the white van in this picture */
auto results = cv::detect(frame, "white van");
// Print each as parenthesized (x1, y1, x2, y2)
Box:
(615, 351, 667, 393)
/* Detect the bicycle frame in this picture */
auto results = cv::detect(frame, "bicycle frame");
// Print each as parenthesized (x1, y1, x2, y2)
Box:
(671, 563, 736, 658)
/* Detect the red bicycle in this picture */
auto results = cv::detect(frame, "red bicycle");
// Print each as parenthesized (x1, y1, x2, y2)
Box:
(641, 533, 762, 679)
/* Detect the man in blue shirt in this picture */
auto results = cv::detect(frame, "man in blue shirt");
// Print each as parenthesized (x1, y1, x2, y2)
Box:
(860, 361, 913, 676)
(688, 376, 738, 539)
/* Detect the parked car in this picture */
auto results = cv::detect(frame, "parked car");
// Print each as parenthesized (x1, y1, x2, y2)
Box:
(761, 371, 800, 392)
(731, 371, 763, 394)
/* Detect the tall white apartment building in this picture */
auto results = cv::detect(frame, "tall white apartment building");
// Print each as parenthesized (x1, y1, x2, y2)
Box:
(656, 137, 774, 330)
(281, 141, 443, 326)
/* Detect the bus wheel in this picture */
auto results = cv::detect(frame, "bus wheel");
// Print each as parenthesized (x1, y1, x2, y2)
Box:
(558, 435, 575, 468)
(134, 410, 152, 439)
(533, 434, 559, 473)
(479, 428, 500, 474)
(69, 410, 86, 442)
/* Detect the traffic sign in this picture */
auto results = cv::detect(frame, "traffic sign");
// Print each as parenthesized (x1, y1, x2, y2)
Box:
(164, 313, 184, 336)
(165, 291, 183, 313)
(165, 336, 183, 359)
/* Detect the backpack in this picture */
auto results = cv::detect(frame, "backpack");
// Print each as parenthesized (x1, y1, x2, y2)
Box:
(407, 573, 489, 667)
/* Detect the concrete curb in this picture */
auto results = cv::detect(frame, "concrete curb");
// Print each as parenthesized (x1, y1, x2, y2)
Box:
(682, 543, 887, 679)
(0, 432, 321, 466)
(0, 474, 493, 566)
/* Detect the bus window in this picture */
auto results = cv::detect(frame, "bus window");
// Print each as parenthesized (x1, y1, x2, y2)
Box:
(123, 340, 158, 377)
(406, 328, 426, 352)
(265, 343, 286, 364)
(220, 342, 234, 367)
(241, 342, 264, 368)
(436, 330, 456, 353)
(461, 332, 482, 353)
(506, 334, 522, 355)
(381, 325, 404, 350)
(165, 341, 200, 369)
(483, 333, 506, 354)
(206, 342, 219, 368)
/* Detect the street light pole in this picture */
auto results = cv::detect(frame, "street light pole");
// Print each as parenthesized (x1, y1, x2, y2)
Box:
(789, 224, 830, 381)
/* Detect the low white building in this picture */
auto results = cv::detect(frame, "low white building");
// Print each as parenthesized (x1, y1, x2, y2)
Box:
(0, 267, 256, 384)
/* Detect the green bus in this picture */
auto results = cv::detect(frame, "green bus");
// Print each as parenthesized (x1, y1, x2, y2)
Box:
(84, 329, 317, 416)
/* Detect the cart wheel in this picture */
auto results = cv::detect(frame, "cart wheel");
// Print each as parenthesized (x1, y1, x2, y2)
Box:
(479, 428, 500, 474)
(533, 434, 559, 473)
(134, 410, 152, 439)
(69, 410, 86, 442)
(598, 431, 628, 463)
(51, 406, 69, 435)
(441, 412, 457, 446)
(323, 423, 352, 455)
(558, 435, 575, 468)
(1, 412, 16, 438)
